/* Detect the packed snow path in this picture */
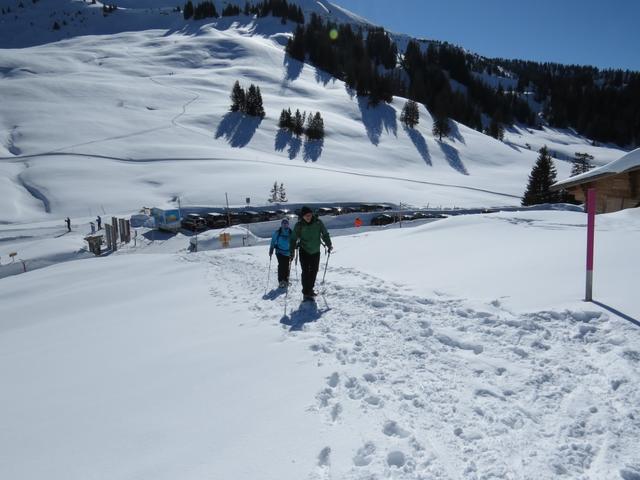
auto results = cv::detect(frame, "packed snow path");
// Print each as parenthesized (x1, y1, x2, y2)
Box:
(189, 249, 640, 479)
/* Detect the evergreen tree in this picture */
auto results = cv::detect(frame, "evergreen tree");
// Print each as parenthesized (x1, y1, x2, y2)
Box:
(400, 100, 419, 128)
(522, 146, 559, 206)
(278, 183, 287, 202)
(278, 108, 292, 129)
(293, 109, 304, 136)
(230, 81, 245, 113)
(571, 152, 594, 176)
(268, 181, 278, 203)
(487, 117, 505, 141)
(254, 86, 265, 118)
(432, 113, 450, 141)
(305, 112, 324, 140)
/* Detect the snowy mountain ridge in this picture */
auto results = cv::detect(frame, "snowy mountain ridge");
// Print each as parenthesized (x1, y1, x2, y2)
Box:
(0, 0, 628, 224)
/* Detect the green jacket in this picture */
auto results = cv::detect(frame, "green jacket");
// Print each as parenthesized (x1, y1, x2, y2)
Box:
(290, 215, 332, 256)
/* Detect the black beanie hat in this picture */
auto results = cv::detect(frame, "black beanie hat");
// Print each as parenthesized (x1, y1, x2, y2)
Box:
(300, 206, 312, 216)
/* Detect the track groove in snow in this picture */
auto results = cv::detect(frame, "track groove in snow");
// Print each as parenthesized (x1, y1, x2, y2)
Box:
(182, 249, 640, 479)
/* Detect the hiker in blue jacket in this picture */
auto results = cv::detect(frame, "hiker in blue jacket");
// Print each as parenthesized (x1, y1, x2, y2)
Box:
(269, 218, 292, 289)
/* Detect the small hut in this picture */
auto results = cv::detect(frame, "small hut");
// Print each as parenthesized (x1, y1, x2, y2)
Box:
(553, 148, 640, 213)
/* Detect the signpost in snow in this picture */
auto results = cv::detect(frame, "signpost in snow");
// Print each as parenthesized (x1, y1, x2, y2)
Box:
(585, 188, 596, 301)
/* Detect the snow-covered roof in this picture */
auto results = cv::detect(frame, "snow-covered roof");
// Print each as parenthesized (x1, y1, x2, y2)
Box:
(554, 147, 640, 189)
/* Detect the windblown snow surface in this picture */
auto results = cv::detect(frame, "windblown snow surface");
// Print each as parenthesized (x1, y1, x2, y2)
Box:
(1, 208, 639, 480)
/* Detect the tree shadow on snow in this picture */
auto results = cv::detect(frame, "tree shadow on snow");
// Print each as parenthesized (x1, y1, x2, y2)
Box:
(438, 141, 469, 175)
(449, 121, 466, 145)
(357, 96, 397, 146)
(303, 138, 324, 162)
(280, 301, 324, 331)
(315, 68, 336, 86)
(274, 129, 303, 160)
(404, 126, 431, 166)
(283, 54, 303, 82)
(215, 112, 262, 148)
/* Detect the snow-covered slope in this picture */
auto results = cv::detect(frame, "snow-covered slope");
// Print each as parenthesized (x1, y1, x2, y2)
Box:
(1, 208, 638, 479)
(0, 0, 626, 224)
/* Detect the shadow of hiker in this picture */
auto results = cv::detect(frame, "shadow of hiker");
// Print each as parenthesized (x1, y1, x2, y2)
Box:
(357, 96, 397, 146)
(284, 54, 303, 82)
(280, 300, 324, 331)
(215, 112, 262, 148)
(263, 288, 286, 301)
(303, 138, 324, 162)
(438, 141, 469, 175)
(405, 126, 431, 166)
(592, 301, 640, 328)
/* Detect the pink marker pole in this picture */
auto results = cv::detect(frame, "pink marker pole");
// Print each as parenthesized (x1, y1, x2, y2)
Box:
(585, 188, 596, 301)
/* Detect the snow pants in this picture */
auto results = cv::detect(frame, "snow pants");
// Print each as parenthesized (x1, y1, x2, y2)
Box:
(299, 249, 320, 295)
(276, 253, 290, 283)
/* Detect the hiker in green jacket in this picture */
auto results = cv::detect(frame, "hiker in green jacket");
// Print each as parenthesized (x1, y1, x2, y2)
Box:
(290, 206, 333, 300)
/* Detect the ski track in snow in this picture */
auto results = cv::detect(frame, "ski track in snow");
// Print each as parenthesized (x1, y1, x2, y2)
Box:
(183, 250, 640, 480)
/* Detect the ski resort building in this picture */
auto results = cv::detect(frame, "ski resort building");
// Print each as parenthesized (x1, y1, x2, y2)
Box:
(553, 148, 640, 213)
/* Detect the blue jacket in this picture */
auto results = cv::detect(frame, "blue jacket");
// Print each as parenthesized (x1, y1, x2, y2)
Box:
(270, 227, 291, 257)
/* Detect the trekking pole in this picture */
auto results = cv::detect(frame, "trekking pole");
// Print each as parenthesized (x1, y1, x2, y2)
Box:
(284, 259, 292, 317)
(321, 248, 331, 285)
(265, 255, 272, 295)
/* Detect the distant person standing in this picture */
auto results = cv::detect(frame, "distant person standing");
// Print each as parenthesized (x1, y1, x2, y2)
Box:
(65, 217, 71, 232)
(354, 217, 363, 228)
(96, 215, 102, 230)
(269, 218, 292, 289)
(290, 206, 332, 301)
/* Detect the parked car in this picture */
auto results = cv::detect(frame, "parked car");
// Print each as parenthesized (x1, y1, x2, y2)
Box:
(205, 212, 227, 229)
(275, 209, 291, 217)
(260, 210, 279, 221)
(226, 212, 242, 225)
(399, 214, 415, 222)
(317, 207, 334, 216)
(339, 206, 357, 214)
(237, 210, 261, 223)
(370, 214, 395, 226)
(182, 213, 207, 231)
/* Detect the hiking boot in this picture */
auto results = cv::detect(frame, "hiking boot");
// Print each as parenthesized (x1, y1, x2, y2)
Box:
(278, 281, 287, 289)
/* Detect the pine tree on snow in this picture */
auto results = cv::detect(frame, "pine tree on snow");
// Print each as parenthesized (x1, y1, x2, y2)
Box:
(400, 100, 419, 128)
(432, 113, 450, 141)
(522, 146, 559, 206)
(268, 181, 278, 203)
(278, 183, 288, 203)
(230, 81, 245, 113)
(571, 152, 594, 176)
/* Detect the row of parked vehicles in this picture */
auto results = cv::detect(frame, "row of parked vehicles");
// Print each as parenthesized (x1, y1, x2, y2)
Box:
(369, 211, 447, 226)
(181, 204, 396, 231)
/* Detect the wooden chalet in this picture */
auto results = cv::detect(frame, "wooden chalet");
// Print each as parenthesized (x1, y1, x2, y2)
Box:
(553, 148, 640, 213)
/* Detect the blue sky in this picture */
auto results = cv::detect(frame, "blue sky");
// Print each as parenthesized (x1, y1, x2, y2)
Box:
(332, 0, 640, 71)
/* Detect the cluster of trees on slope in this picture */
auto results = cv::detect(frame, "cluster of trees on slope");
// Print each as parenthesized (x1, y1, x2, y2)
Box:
(286, 14, 638, 148)
(183, 0, 303, 23)
(230, 81, 265, 118)
(278, 108, 324, 139)
(489, 59, 640, 147)
(286, 15, 535, 138)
